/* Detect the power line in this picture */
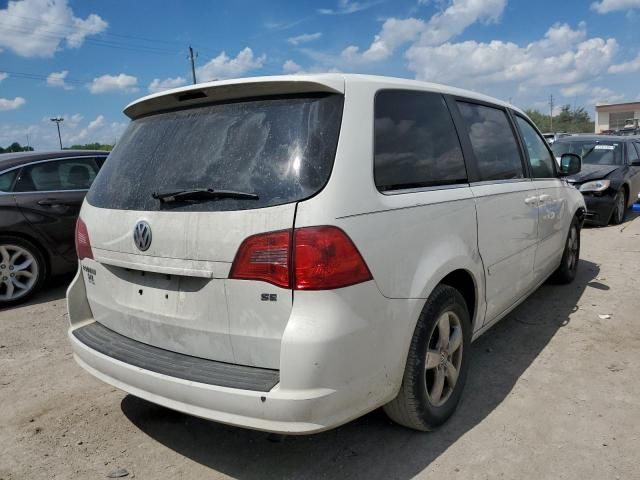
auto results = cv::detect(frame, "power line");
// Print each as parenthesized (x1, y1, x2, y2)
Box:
(0, 11, 186, 47)
(0, 22, 183, 55)
(0, 70, 86, 86)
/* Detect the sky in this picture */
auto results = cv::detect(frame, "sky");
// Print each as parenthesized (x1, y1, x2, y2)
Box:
(1, 0, 640, 150)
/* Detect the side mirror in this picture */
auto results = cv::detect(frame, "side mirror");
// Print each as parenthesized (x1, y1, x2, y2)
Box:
(559, 153, 581, 176)
(631, 160, 640, 167)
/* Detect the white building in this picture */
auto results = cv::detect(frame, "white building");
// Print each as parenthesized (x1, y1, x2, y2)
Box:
(595, 101, 640, 133)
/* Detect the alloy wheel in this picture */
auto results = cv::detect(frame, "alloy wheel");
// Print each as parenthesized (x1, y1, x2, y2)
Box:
(0, 244, 39, 302)
(566, 225, 578, 272)
(425, 310, 463, 407)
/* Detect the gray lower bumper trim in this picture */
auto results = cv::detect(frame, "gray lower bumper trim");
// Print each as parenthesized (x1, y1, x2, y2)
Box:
(72, 322, 280, 392)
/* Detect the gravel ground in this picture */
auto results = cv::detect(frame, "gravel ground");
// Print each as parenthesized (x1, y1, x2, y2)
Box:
(1, 214, 639, 480)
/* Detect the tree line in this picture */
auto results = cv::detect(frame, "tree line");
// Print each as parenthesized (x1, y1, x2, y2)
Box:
(0, 142, 113, 154)
(524, 105, 594, 133)
(0, 142, 34, 153)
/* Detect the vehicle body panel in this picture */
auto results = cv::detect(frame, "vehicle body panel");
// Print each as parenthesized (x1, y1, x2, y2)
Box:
(67, 74, 586, 433)
(0, 150, 107, 276)
(556, 136, 640, 225)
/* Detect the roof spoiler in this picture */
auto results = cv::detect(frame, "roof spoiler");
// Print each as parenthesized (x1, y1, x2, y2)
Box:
(123, 75, 345, 119)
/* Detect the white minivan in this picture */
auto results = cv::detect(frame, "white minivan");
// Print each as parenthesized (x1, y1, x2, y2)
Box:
(67, 74, 585, 433)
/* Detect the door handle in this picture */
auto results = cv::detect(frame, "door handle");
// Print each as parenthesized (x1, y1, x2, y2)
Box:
(37, 199, 65, 206)
(524, 196, 538, 206)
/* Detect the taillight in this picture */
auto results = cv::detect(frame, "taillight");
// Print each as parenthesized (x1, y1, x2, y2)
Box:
(75, 217, 93, 260)
(228, 230, 291, 288)
(294, 226, 372, 290)
(229, 226, 372, 290)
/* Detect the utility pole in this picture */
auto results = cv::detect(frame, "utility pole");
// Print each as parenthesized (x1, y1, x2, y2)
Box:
(188, 46, 198, 84)
(549, 94, 554, 132)
(50, 117, 64, 149)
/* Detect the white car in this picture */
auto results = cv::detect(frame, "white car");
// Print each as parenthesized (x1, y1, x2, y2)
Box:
(67, 74, 586, 434)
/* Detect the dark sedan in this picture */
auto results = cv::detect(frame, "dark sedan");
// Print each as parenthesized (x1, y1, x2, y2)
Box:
(0, 150, 108, 306)
(551, 136, 640, 226)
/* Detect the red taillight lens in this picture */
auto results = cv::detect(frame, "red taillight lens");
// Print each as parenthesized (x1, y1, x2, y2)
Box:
(75, 217, 93, 260)
(229, 230, 291, 288)
(229, 226, 372, 290)
(294, 226, 372, 290)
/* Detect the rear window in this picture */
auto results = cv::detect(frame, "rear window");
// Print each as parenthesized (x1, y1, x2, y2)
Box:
(87, 94, 343, 212)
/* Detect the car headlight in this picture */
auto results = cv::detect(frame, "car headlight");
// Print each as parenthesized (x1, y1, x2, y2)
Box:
(579, 179, 610, 192)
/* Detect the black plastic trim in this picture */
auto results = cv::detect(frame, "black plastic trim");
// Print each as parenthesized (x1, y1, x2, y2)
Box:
(73, 322, 280, 392)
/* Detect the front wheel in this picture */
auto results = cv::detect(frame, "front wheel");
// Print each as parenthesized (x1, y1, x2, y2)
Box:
(610, 190, 627, 225)
(384, 284, 471, 431)
(550, 218, 580, 284)
(0, 236, 45, 307)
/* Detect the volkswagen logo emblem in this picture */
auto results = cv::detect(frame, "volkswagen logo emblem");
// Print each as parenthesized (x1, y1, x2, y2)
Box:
(133, 221, 152, 252)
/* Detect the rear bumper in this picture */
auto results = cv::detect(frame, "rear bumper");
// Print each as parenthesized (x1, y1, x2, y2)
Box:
(69, 325, 339, 434)
(67, 268, 421, 434)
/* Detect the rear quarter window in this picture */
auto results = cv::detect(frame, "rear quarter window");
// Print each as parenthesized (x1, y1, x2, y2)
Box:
(374, 90, 467, 191)
(0, 170, 17, 192)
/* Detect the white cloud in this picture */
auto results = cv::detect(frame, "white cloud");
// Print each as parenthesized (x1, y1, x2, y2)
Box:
(0, 97, 26, 111)
(47, 70, 73, 90)
(417, 0, 506, 46)
(88, 115, 105, 130)
(591, 0, 640, 13)
(282, 59, 341, 75)
(608, 53, 640, 73)
(560, 83, 624, 104)
(89, 73, 138, 94)
(318, 0, 381, 15)
(0, 72, 7, 83)
(335, 0, 507, 64)
(288, 32, 323, 45)
(196, 47, 266, 81)
(406, 23, 618, 90)
(589, 87, 624, 104)
(0, 0, 107, 58)
(283, 60, 303, 74)
(0, 113, 127, 149)
(342, 18, 426, 62)
(148, 76, 188, 93)
(561, 83, 590, 97)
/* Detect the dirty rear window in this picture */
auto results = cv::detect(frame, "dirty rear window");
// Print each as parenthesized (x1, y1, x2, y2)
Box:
(86, 94, 343, 212)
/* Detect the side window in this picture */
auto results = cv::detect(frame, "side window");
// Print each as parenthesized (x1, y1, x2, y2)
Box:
(457, 102, 524, 181)
(628, 143, 640, 164)
(515, 116, 557, 178)
(95, 156, 107, 168)
(14, 158, 100, 192)
(0, 170, 18, 192)
(374, 90, 467, 191)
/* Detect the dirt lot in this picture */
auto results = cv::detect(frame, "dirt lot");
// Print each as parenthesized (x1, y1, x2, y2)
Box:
(1, 215, 640, 480)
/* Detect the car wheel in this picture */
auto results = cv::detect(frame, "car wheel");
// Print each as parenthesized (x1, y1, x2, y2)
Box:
(610, 190, 627, 225)
(550, 217, 580, 284)
(0, 236, 46, 308)
(384, 284, 471, 431)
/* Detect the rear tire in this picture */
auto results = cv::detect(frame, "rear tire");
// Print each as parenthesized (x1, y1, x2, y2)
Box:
(610, 190, 627, 225)
(550, 217, 580, 284)
(384, 284, 471, 431)
(0, 236, 46, 308)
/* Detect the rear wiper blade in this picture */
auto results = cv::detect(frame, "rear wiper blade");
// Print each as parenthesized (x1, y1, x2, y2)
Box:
(152, 188, 259, 203)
